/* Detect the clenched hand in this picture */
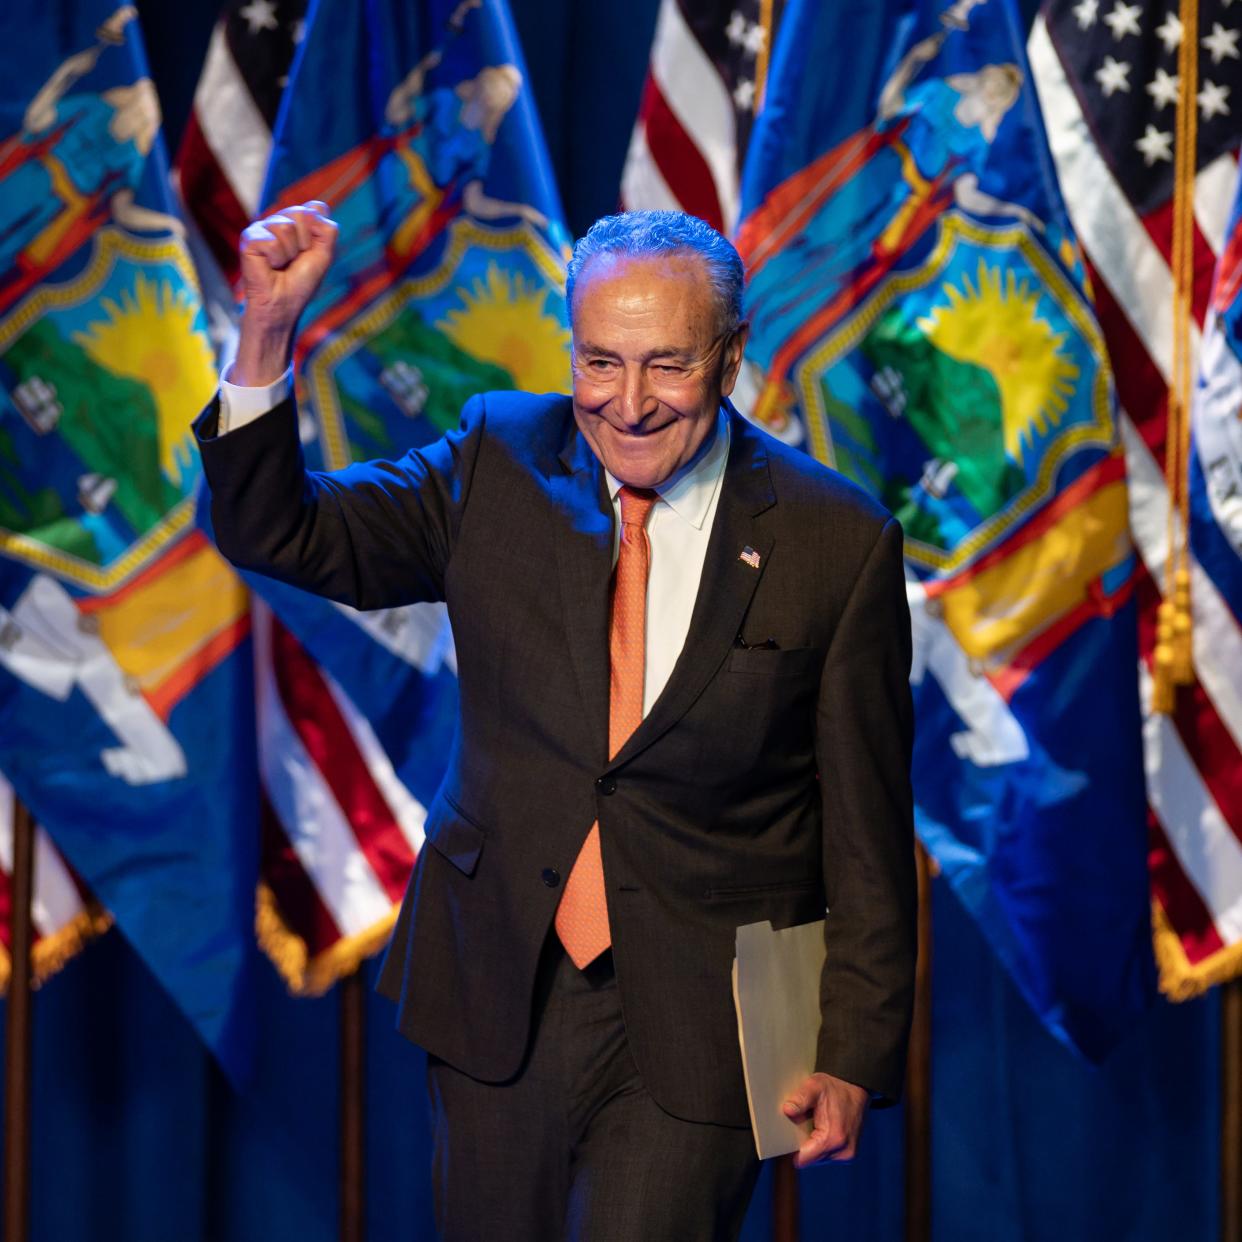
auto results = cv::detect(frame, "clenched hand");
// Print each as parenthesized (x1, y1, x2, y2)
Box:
(232, 200, 339, 387)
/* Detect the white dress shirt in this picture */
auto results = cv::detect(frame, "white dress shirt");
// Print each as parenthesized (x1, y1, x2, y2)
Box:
(603, 416, 729, 716)
(218, 365, 292, 433)
(217, 370, 730, 717)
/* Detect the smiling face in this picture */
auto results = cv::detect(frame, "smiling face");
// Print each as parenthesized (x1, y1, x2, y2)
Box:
(569, 252, 747, 489)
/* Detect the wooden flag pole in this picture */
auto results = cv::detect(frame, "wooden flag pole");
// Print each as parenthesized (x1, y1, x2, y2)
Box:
(340, 967, 366, 1242)
(772, 843, 933, 1242)
(1223, 978, 1242, 1242)
(3, 796, 35, 1242)
(904, 843, 934, 1242)
(772, 1153, 798, 1242)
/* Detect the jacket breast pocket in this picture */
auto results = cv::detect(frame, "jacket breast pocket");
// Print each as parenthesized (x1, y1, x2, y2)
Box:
(423, 793, 486, 876)
(727, 645, 823, 678)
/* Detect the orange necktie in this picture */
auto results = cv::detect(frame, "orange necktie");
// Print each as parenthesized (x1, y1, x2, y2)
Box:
(555, 485, 658, 968)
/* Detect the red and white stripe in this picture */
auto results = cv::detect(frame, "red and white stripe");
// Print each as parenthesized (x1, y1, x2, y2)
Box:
(1031, 17, 1242, 991)
(175, 18, 275, 282)
(620, 0, 741, 233)
(0, 775, 108, 988)
(254, 606, 424, 990)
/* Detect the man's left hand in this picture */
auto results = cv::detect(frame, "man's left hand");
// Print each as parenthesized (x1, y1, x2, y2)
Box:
(782, 1072, 868, 1167)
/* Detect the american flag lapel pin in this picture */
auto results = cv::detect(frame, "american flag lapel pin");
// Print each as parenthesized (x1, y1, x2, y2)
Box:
(739, 546, 761, 570)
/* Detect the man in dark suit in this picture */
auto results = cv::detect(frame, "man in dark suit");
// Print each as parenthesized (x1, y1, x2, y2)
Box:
(195, 203, 916, 1241)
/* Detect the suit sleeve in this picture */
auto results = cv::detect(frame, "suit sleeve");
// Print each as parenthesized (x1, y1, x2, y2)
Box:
(813, 515, 917, 1105)
(193, 391, 486, 610)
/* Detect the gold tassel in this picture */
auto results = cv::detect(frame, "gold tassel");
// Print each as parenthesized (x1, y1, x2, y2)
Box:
(1171, 566, 1194, 684)
(1152, 598, 1177, 714)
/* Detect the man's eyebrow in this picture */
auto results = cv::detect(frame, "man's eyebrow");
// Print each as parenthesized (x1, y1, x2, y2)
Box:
(573, 342, 697, 361)
(642, 346, 696, 362)
(573, 341, 619, 357)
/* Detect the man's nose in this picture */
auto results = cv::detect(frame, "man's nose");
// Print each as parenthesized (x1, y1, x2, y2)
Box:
(615, 366, 656, 427)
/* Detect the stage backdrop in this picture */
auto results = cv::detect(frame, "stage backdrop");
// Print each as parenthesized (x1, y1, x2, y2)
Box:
(0, 1, 1222, 1240)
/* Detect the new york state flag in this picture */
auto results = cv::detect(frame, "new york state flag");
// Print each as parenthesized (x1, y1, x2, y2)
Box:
(0, 3, 257, 1079)
(738, 0, 1155, 1059)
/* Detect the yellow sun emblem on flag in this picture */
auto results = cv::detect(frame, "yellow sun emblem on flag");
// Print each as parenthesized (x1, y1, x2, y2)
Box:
(437, 263, 571, 393)
(73, 274, 217, 487)
(919, 260, 1080, 464)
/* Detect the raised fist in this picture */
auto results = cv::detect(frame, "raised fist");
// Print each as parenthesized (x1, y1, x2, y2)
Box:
(233, 200, 338, 386)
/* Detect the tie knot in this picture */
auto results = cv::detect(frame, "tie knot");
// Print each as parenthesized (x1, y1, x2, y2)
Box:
(618, 486, 658, 528)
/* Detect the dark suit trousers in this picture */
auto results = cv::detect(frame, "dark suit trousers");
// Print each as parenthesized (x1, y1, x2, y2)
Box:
(426, 938, 760, 1241)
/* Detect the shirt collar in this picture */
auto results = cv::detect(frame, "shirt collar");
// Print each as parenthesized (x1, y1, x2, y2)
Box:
(604, 408, 731, 531)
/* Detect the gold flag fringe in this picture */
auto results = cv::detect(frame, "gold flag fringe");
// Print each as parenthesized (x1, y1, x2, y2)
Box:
(0, 904, 112, 996)
(255, 883, 399, 997)
(1153, 900, 1242, 1001)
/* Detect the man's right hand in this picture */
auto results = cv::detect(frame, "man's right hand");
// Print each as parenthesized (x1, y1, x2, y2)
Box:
(232, 200, 338, 387)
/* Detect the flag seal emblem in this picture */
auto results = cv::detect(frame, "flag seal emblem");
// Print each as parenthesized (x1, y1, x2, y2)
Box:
(264, 50, 573, 473)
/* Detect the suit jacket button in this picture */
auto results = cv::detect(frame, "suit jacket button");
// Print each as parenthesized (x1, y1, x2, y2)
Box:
(541, 867, 560, 888)
(595, 776, 617, 796)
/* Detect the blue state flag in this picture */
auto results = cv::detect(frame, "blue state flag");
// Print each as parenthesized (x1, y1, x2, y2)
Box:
(0, 3, 257, 1081)
(234, 0, 571, 817)
(736, 0, 1154, 1058)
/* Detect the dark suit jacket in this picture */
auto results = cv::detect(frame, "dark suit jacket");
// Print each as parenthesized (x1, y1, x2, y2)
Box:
(194, 389, 916, 1127)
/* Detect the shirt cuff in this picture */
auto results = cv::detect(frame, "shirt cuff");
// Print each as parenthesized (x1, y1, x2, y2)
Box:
(218, 365, 293, 434)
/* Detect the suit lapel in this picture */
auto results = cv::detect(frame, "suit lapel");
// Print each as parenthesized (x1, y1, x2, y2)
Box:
(550, 416, 615, 765)
(611, 407, 776, 769)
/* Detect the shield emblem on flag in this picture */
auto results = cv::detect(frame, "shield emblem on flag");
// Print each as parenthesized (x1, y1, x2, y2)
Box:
(0, 229, 215, 591)
(266, 61, 571, 472)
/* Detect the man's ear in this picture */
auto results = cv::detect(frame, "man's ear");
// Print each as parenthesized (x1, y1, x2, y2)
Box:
(719, 322, 750, 397)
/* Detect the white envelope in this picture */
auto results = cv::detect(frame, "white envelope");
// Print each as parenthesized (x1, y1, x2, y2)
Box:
(731, 917, 827, 1159)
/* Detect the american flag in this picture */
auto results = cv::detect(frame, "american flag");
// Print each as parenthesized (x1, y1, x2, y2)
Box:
(175, 1, 428, 995)
(253, 608, 425, 995)
(175, 0, 307, 284)
(620, 0, 787, 234)
(0, 776, 111, 991)
(1031, 0, 1242, 997)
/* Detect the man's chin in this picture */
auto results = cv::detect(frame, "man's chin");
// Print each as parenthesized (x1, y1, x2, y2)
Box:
(604, 455, 671, 489)
(578, 419, 688, 488)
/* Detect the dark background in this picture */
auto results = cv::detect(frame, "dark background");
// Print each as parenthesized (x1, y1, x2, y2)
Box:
(0, 1, 1220, 1239)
